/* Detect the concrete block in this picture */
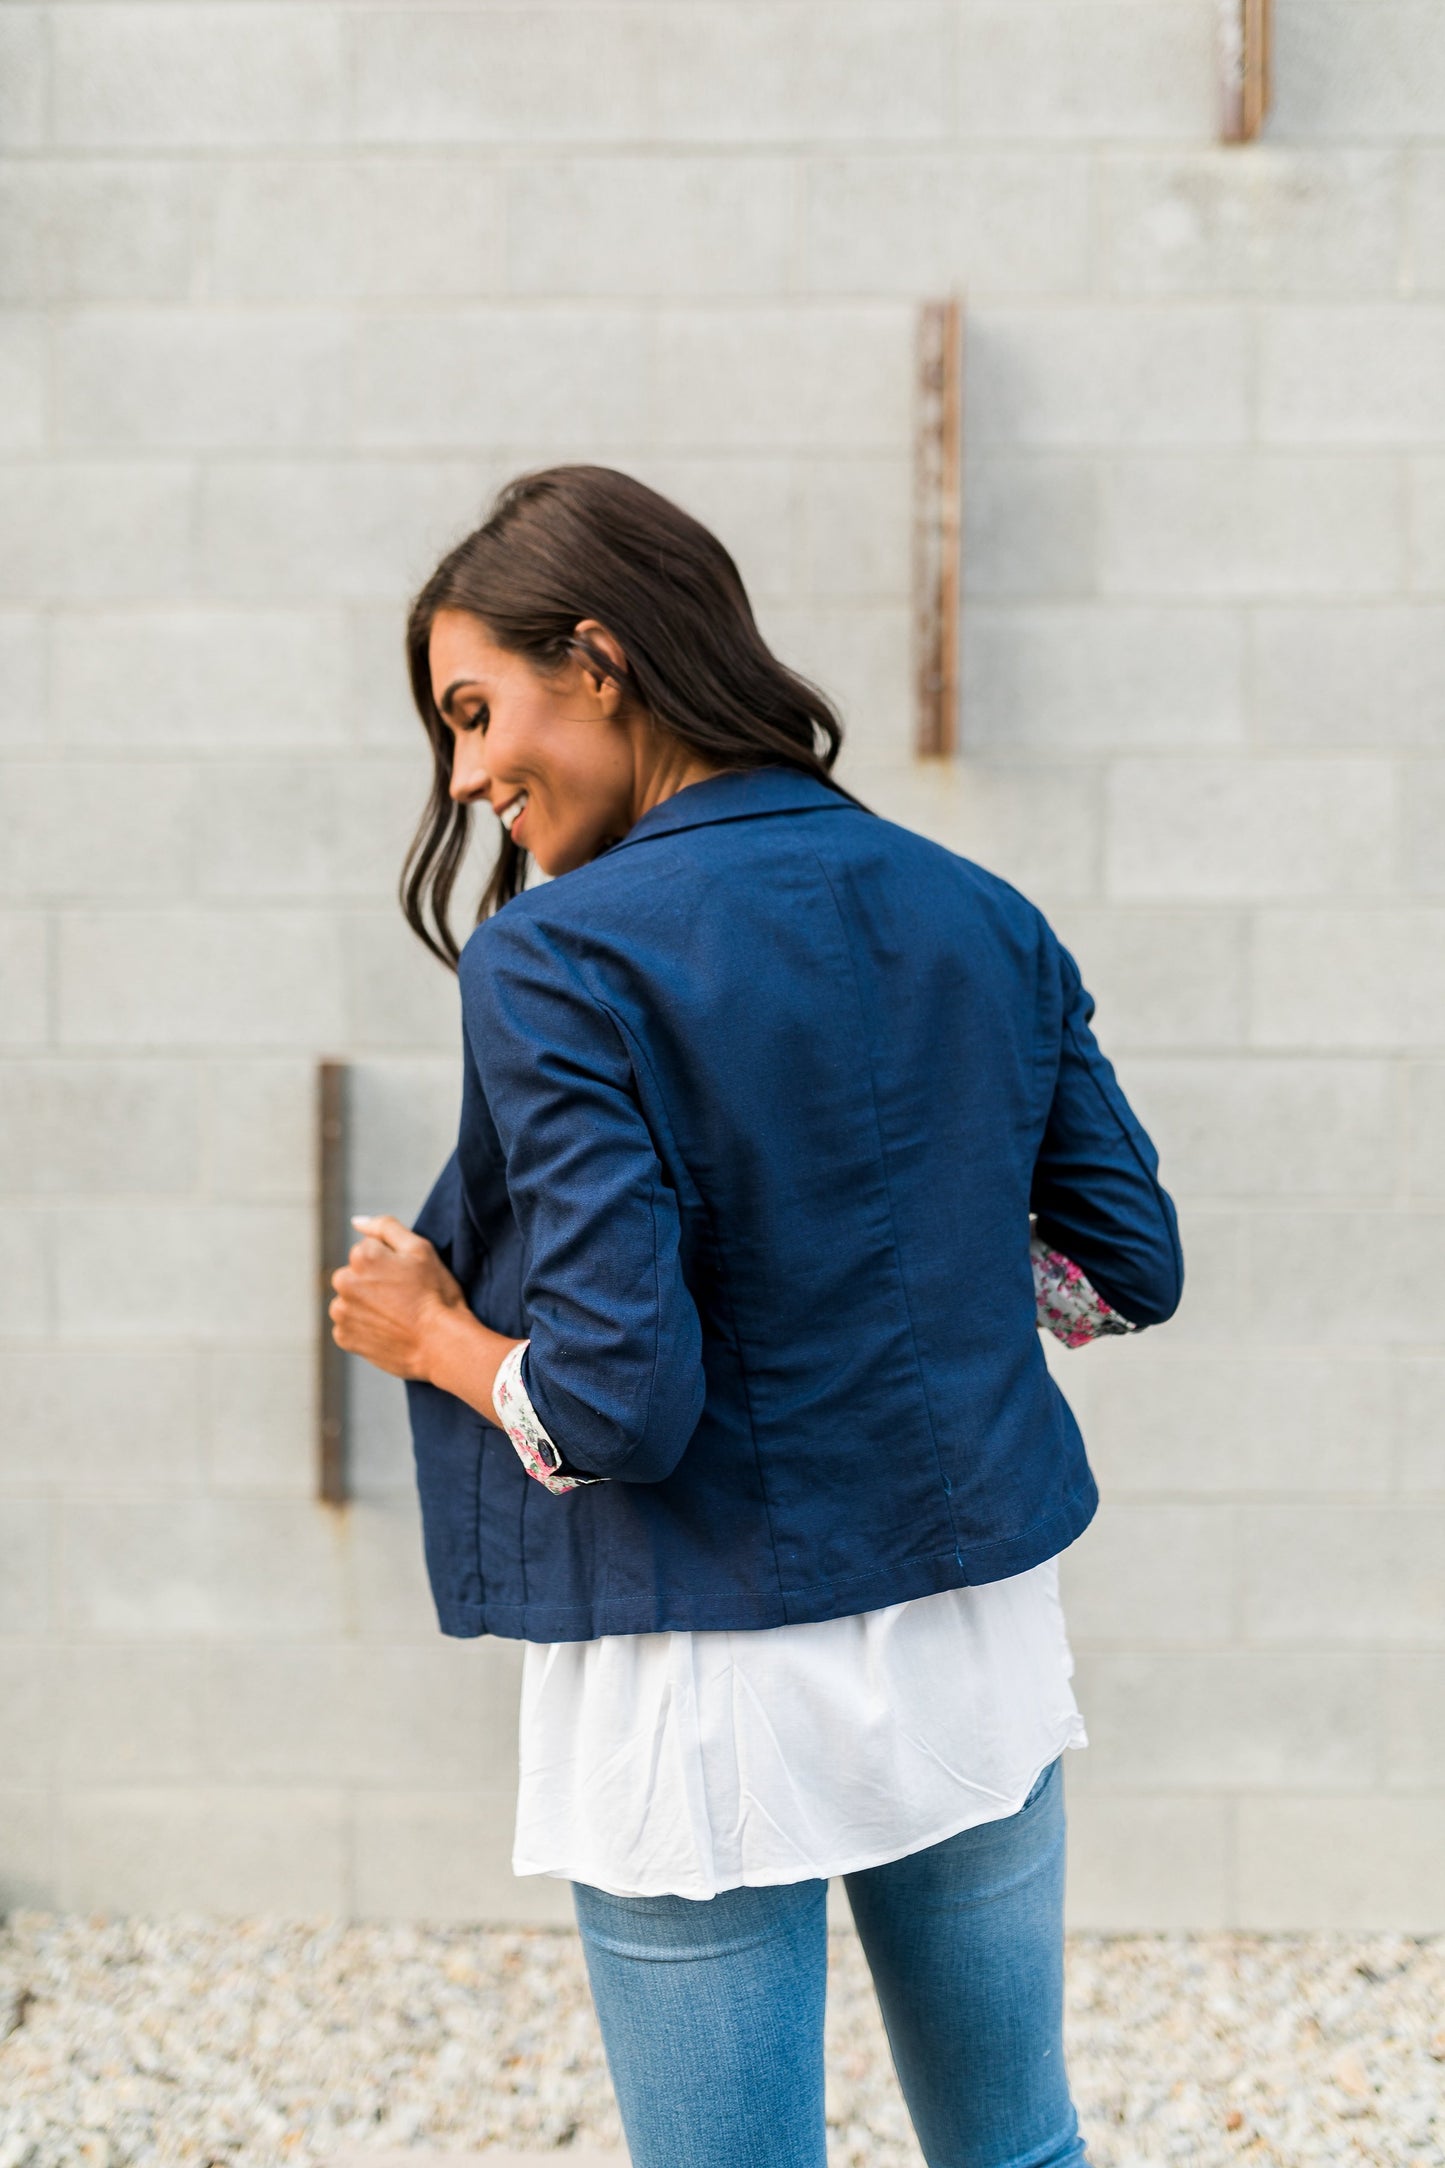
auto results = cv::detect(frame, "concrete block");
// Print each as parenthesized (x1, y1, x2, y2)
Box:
(0, 1789, 56, 1909)
(964, 457, 1099, 601)
(1242, 1210, 1445, 1345)
(59, 1645, 210, 1781)
(843, 760, 1101, 906)
(1414, 458, 1445, 594)
(756, 604, 910, 765)
(509, 157, 793, 298)
(348, 1361, 416, 1498)
(1119, 1057, 1396, 1197)
(202, 1643, 352, 1782)
(205, 159, 502, 303)
(0, 1500, 53, 1634)
(1272, 0, 1445, 140)
(657, 308, 912, 452)
(1064, 1793, 1231, 1929)
(1047, 906, 1249, 1050)
(1250, 910, 1445, 1050)
(207, 1344, 312, 1496)
(197, 759, 420, 902)
(968, 308, 1250, 448)
(1099, 148, 1403, 297)
(58, 908, 347, 1049)
(63, 1497, 345, 1638)
(203, 1059, 314, 1202)
(353, 7, 652, 145)
(803, 153, 1090, 297)
(57, 308, 351, 452)
(60, 1787, 348, 1914)
(0, 463, 196, 602)
(1100, 455, 1403, 600)
(348, 1497, 440, 1642)
(54, 6, 344, 149)
(1239, 1504, 1445, 1644)
(201, 458, 491, 602)
(800, 460, 910, 603)
(1253, 605, 1445, 749)
(1106, 761, 1394, 902)
(1408, 152, 1445, 296)
(1396, 1357, 1445, 1492)
(1407, 1064, 1445, 1194)
(0, 609, 44, 745)
(1083, 1351, 1393, 1495)
(656, 4, 951, 144)
(345, 605, 423, 750)
(342, 908, 463, 1051)
(1237, 1795, 1445, 1928)
(0, 762, 196, 899)
(626, 457, 798, 608)
(0, 1645, 58, 1781)
(0, 312, 46, 452)
(1261, 307, 1445, 443)
(354, 1791, 574, 1925)
(0, 1348, 203, 1495)
(51, 606, 348, 749)
(0, 8, 47, 147)
(0, 1210, 50, 1333)
(0, 912, 49, 1046)
(1076, 1649, 1379, 1790)
(0, 162, 195, 304)
(964, 606, 1244, 751)
(958, 3, 1215, 140)
(0, 1053, 204, 1206)
(1384, 1657, 1445, 1786)
(345, 1639, 523, 1788)
(347, 1057, 463, 1226)
(1404, 762, 1445, 894)
(358, 307, 647, 451)
(54, 1202, 312, 1337)
(1060, 1504, 1233, 1644)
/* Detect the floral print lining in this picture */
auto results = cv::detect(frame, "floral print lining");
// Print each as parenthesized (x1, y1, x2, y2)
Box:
(1031, 1235, 1137, 1348)
(492, 1339, 604, 1495)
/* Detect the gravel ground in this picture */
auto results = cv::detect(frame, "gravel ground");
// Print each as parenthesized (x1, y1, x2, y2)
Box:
(0, 1915, 1441, 2168)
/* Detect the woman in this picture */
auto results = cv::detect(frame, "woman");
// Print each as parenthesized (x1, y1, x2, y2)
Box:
(329, 465, 1182, 2168)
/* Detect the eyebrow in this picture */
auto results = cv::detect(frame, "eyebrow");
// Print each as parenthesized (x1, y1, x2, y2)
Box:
(438, 676, 482, 717)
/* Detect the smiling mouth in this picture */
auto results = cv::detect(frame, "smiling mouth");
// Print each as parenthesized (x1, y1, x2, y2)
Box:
(496, 790, 529, 834)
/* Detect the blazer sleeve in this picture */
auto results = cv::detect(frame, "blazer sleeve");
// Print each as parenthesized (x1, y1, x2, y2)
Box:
(458, 913, 706, 1484)
(1029, 941, 1184, 1329)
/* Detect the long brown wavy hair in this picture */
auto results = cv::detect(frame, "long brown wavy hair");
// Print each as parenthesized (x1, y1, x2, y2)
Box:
(400, 464, 854, 969)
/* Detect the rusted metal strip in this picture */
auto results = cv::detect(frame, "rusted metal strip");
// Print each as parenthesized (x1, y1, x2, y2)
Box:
(1219, 0, 1272, 142)
(914, 296, 963, 759)
(318, 1059, 349, 1506)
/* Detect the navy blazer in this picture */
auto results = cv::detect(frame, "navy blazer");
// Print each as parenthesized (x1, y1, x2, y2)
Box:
(405, 765, 1182, 1641)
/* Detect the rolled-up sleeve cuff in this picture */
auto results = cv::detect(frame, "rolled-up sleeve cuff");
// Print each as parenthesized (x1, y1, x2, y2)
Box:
(492, 1340, 609, 1495)
(1031, 1234, 1138, 1349)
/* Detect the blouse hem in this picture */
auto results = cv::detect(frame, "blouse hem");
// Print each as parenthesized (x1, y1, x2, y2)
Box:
(509, 1721, 1088, 1902)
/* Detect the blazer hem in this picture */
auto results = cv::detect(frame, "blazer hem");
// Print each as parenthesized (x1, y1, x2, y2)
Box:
(427, 1473, 1098, 1642)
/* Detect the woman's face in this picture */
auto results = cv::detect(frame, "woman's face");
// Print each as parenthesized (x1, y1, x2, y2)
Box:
(428, 608, 642, 877)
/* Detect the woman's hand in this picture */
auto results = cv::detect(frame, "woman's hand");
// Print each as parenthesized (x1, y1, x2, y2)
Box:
(329, 1214, 464, 1382)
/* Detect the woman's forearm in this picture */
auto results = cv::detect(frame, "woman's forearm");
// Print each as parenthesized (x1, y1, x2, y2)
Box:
(421, 1300, 524, 1429)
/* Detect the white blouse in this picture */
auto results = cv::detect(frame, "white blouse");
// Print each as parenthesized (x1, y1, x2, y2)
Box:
(511, 1564, 1086, 1901)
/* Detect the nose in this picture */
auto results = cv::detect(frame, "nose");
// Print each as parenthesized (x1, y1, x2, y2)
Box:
(448, 736, 491, 806)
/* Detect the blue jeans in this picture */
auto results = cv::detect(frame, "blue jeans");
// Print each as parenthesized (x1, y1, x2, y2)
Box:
(572, 1754, 1087, 2168)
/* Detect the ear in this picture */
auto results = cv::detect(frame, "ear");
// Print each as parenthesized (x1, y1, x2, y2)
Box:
(571, 619, 630, 710)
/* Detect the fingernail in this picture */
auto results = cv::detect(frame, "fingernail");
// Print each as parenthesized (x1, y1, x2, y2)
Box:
(350, 1214, 373, 1228)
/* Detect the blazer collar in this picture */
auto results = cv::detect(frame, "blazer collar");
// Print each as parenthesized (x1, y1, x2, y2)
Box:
(609, 765, 854, 854)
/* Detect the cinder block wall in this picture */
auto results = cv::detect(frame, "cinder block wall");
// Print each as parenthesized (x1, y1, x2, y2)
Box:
(1, 1, 1441, 1929)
